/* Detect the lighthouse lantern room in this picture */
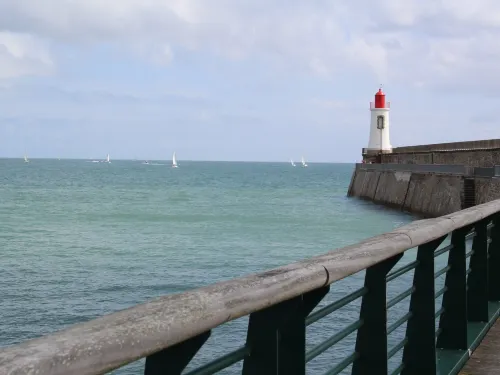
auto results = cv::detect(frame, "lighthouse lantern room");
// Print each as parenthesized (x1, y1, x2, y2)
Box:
(364, 86, 392, 162)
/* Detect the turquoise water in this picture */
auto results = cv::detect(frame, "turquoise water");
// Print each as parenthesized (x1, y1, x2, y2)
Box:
(0, 159, 420, 374)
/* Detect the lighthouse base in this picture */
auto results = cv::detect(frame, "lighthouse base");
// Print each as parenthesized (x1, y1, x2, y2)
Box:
(361, 148, 393, 164)
(362, 148, 393, 156)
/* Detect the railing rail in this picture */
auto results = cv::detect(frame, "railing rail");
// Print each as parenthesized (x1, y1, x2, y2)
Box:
(370, 101, 391, 109)
(355, 162, 468, 175)
(2, 200, 500, 374)
(355, 162, 500, 178)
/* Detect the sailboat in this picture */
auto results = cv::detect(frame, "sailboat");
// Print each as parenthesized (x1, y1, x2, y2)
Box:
(290, 158, 296, 167)
(301, 156, 308, 167)
(24, 154, 29, 163)
(172, 152, 178, 168)
(103, 154, 110, 163)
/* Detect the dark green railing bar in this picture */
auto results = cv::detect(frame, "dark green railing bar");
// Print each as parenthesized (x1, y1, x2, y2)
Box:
(183, 347, 249, 375)
(306, 287, 366, 326)
(435, 307, 445, 319)
(434, 244, 453, 258)
(390, 363, 405, 375)
(387, 312, 412, 335)
(306, 320, 363, 363)
(435, 286, 447, 299)
(323, 352, 359, 375)
(388, 337, 408, 359)
(387, 287, 415, 309)
(386, 260, 419, 282)
(434, 265, 451, 279)
(466, 231, 476, 240)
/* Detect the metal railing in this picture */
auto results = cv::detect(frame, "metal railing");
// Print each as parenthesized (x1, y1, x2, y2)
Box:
(355, 162, 500, 178)
(355, 162, 468, 175)
(370, 102, 391, 109)
(391, 139, 500, 154)
(2, 200, 500, 375)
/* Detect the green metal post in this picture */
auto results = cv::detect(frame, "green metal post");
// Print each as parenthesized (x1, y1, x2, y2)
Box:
(352, 253, 403, 375)
(242, 286, 329, 375)
(402, 236, 446, 375)
(489, 215, 500, 301)
(436, 227, 469, 350)
(468, 218, 489, 322)
(144, 330, 211, 375)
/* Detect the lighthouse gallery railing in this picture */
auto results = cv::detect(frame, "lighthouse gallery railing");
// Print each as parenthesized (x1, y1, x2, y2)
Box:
(2, 200, 500, 375)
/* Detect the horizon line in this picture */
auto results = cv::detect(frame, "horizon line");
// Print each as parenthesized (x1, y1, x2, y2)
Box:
(0, 157, 357, 164)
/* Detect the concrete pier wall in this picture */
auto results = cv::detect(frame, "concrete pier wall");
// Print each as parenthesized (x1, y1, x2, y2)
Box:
(351, 139, 500, 217)
(402, 173, 463, 217)
(475, 178, 500, 205)
(373, 171, 411, 208)
(348, 164, 466, 217)
(381, 149, 500, 167)
(376, 139, 500, 166)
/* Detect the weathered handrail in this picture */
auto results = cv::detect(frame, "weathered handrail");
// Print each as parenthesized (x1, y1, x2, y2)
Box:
(2, 199, 500, 374)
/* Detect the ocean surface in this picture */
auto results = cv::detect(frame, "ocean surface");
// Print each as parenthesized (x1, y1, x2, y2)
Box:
(0, 159, 447, 374)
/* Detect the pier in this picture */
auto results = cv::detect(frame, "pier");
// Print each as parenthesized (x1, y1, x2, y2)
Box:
(2, 199, 500, 374)
(351, 87, 500, 218)
(459, 319, 500, 374)
(347, 162, 500, 217)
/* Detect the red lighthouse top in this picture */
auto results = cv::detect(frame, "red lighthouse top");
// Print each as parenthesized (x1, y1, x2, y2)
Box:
(374, 88, 386, 108)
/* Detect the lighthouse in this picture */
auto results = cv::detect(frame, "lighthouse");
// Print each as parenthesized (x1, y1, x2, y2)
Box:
(364, 87, 392, 161)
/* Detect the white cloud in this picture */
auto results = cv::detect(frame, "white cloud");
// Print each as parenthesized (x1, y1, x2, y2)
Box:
(0, 0, 499, 91)
(0, 32, 54, 79)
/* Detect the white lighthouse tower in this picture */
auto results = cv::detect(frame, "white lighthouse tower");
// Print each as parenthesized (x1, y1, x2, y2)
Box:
(364, 87, 392, 160)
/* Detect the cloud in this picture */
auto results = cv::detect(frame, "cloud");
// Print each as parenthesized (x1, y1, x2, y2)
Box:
(0, 32, 54, 79)
(359, 0, 500, 90)
(0, 1, 380, 80)
(0, 0, 499, 91)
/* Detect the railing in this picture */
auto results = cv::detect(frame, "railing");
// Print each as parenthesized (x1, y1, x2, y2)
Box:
(355, 162, 500, 178)
(391, 139, 500, 154)
(474, 166, 500, 177)
(361, 148, 392, 156)
(355, 162, 468, 175)
(2, 200, 500, 375)
(370, 101, 391, 109)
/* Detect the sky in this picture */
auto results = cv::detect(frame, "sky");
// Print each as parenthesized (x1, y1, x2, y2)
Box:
(1, 1, 500, 162)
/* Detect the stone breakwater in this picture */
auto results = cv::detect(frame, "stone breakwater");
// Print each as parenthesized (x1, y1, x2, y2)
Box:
(347, 163, 500, 218)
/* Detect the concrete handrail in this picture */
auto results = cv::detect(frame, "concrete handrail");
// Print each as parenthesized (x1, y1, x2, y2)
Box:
(2, 199, 500, 375)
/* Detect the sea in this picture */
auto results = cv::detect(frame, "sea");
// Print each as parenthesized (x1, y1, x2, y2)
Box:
(0, 159, 449, 374)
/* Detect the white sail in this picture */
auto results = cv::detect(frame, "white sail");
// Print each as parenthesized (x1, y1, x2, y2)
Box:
(106, 154, 110, 163)
(24, 154, 29, 163)
(172, 152, 178, 168)
(301, 156, 307, 167)
(290, 158, 296, 167)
